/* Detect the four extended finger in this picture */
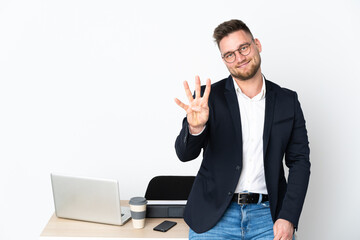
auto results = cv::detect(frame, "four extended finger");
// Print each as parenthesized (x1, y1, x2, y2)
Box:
(183, 81, 194, 103)
(178, 76, 211, 110)
(195, 75, 201, 99)
(202, 78, 211, 103)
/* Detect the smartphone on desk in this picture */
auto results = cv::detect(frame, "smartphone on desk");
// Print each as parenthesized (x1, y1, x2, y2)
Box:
(153, 220, 177, 232)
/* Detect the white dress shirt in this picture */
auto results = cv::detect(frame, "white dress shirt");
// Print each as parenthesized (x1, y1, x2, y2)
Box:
(233, 77, 268, 194)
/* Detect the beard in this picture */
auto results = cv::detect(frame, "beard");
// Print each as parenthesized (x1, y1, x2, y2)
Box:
(228, 55, 261, 81)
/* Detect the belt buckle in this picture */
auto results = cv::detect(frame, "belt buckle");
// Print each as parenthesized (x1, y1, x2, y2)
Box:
(237, 193, 249, 205)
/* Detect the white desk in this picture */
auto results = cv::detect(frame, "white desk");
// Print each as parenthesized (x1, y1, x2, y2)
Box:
(40, 201, 189, 240)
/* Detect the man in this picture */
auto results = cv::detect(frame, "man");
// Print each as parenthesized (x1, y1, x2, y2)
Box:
(174, 19, 310, 240)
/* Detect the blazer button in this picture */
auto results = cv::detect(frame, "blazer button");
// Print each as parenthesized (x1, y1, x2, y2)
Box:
(228, 191, 233, 196)
(236, 165, 240, 171)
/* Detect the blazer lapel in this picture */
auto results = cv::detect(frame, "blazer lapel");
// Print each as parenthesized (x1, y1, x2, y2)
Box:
(224, 76, 243, 147)
(263, 80, 276, 160)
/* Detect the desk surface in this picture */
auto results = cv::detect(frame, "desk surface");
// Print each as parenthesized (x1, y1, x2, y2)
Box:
(40, 201, 189, 239)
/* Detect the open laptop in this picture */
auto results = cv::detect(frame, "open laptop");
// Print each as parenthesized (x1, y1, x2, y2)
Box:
(51, 173, 131, 225)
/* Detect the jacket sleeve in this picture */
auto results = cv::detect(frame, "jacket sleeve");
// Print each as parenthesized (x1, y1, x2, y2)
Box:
(175, 117, 208, 162)
(278, 92, 311, 229)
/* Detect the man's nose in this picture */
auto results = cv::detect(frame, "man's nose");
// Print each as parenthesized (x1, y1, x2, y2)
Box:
(234, 50, 246, 62)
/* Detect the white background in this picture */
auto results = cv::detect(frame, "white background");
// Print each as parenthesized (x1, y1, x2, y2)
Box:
(0, 0, 359, 239)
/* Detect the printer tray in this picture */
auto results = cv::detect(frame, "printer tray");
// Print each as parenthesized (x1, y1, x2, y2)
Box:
(146, 204, 185, 218)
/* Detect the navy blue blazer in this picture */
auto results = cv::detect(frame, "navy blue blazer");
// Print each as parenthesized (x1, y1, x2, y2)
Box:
(175, 76, 310, 233)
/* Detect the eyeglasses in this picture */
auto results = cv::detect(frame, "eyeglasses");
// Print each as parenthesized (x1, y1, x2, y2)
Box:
(222, 41, 253, 63)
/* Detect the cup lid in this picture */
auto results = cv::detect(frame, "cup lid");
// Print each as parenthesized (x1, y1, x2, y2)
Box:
(129, 197, 147, 205)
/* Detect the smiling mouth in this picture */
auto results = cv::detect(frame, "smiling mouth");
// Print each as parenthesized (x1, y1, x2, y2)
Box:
(237, 60, 251, 68)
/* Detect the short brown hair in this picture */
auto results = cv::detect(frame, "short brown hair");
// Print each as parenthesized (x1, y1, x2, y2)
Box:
(213, 19, 254, 46)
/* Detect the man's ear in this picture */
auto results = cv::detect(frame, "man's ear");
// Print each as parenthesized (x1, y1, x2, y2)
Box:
(254, 38, 262, 53)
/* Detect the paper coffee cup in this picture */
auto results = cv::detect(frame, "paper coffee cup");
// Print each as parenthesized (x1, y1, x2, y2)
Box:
(129, 197, 147, 228)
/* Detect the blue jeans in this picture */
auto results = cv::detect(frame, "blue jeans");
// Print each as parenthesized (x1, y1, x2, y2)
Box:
(189, 201, 294, 240)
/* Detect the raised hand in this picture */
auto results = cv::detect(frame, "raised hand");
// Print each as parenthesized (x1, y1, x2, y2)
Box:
(175, 76, 211, 134)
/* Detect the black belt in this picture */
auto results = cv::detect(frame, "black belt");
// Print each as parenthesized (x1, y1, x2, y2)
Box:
(232, 193, 269, 205)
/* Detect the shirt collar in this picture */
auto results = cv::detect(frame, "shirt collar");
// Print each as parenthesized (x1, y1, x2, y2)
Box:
(233, 76, 266, 101)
